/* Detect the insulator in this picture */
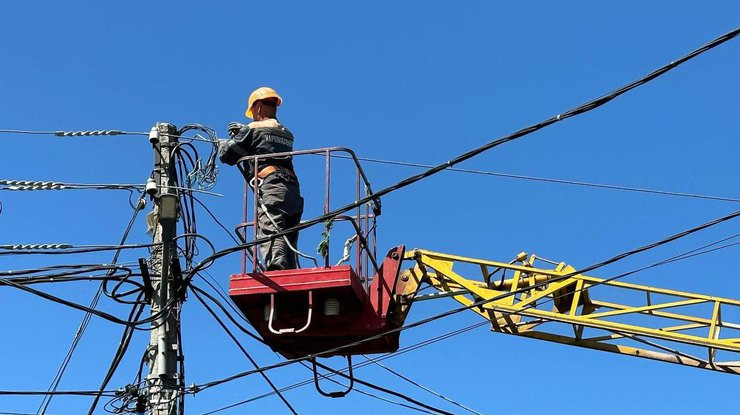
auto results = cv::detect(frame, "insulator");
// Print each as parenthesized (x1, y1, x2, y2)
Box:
(145, 178, 158, 196)
(149, 126, 159, 144)
(324, 298, 340, 316)
(55, 130, 124, 137)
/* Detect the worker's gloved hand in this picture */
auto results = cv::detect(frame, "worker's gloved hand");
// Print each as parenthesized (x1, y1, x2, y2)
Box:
(228, 122, 246, 137)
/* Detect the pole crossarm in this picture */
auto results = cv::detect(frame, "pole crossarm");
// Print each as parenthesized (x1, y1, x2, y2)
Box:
(404, 249, 740, 375)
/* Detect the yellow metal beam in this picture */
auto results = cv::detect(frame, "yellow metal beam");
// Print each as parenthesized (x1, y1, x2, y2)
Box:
(405, 249, 740, 375)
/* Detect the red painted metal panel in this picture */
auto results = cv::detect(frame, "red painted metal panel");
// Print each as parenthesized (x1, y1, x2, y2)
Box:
(368, 246, 405, 322)
(230, 265, 365, 303)
(228, 246, 408, 358)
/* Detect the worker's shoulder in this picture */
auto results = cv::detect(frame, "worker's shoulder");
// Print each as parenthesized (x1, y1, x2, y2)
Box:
(247, 119, 293, 136)
(247, 119, 282, 129)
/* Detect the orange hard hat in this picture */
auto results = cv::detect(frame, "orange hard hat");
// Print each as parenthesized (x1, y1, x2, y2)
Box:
(245, 86, 283, 119)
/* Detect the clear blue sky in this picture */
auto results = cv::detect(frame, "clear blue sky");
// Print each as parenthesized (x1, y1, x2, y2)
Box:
(1, 1, 739, 414)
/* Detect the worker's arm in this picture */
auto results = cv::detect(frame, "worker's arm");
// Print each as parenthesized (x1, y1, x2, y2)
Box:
(218, 124, 254, 166)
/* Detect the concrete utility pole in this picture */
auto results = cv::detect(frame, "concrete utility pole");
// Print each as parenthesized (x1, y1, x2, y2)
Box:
(146, 122, 182, 415)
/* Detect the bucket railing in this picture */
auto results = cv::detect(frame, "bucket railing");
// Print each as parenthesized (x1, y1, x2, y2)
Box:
(233, 147, 381, 287)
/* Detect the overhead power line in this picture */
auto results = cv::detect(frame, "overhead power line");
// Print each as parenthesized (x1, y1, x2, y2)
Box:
(183, 30, 740, 390)
(364, 357, 484, 415)
(0, 390, 118, 397)
(187, 205, 740, 393)
(0, 243, 155, 256)
(0, 179, 142, 191)
(190, 287, 299, 415)
(332, 155, 740, 204)
(0, 128, 220, 143)
(181, 27, 740, 287)
(0, 129, 143, 137)
(37, 194, 147, 415)
(197, 232, 740, 414)
(191, 280, 460, 415)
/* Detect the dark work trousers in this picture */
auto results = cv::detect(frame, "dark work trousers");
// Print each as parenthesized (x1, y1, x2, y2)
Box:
(256, 170, 304, 270)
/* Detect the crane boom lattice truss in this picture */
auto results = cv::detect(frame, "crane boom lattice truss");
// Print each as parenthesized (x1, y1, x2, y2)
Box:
(402, 249, 740, 374)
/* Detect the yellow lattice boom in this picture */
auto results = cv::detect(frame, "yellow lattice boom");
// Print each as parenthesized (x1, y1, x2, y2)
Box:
(399, 249, 740, 375)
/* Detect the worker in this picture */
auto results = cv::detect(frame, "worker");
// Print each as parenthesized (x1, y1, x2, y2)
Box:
(218, 86, 304, 271)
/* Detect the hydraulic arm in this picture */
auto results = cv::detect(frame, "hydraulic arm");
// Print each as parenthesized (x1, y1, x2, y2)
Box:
(399, 249, 740, 375)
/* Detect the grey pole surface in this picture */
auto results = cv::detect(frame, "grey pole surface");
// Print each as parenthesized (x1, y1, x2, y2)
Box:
(146, 123, 182, 415)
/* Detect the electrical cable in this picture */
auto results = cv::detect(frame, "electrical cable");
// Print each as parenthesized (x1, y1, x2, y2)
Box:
(197, 322, 489, 414)
(200, 232, 740, 415)
(296, 361, 437, 415)
(0, 243, 156, 256)
(189, 278, 477, 414)
(312, 360, 456, 415)
(363, 357, 484, 415)
(186, 206, 740, 392)
(189, 282, 455, 415)
(191, 195, 241, 245)
(0, 129, 147, 137)
(190, 288, 300, 415)
(0, 390, 118, 397)
(6, 26, 738, 411)
(330, 154, 740, 204)
(37, 194, 147, 414)
(0, 179, 142, 191)
(85, 294, 146, 415)
(181, 27, 740, 291)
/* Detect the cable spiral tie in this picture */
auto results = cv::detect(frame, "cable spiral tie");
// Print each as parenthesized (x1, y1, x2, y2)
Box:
(55, 130, 124, 137)
(1, 243, 73, 250)
(1, 180, 65, 190)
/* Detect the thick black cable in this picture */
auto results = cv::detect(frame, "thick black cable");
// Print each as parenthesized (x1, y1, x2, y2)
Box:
(193, 277, 476, 414)
(188, 207, 740, 391)
(0, 273, 156, 326)
(311, 360, 456, 415)
(0, 243, 155, 256)
(181, 27, 740, 289)
(85, 294, 146, 415)
(198, 322, 488, 414)
(190, 288, 300, 415)
(297, 361, 437, 415)
(37, 195, 147, 415)
(190, 283, 452, 415)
